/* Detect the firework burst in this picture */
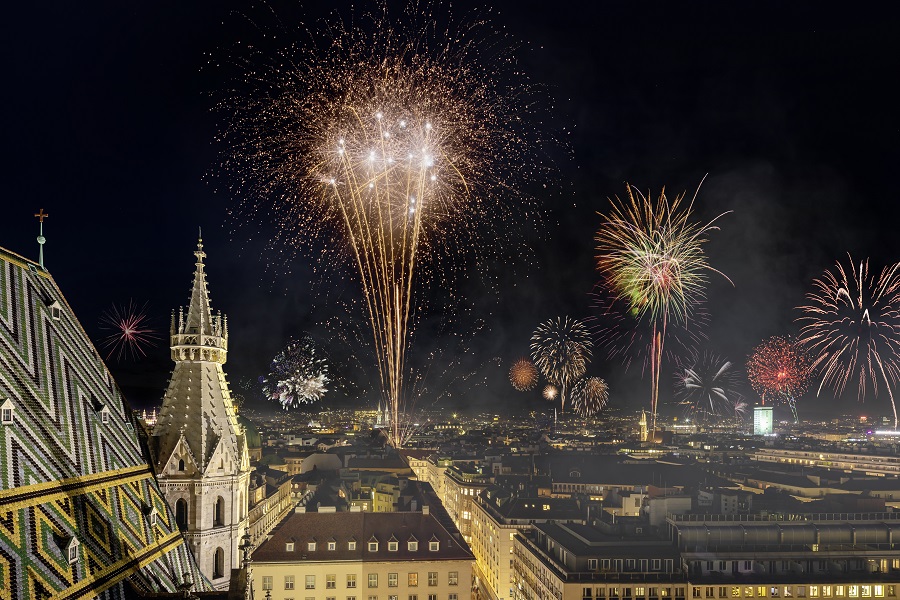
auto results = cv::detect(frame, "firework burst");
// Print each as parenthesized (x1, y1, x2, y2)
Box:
(530, 317, 593, 411)
(216, 5, 549, 447)
(509, 358, 540, 392)
(674, 352, 740, 424)
(98, 301, 159, 362)
(542, 384, 558, 402)
(798, 256, 900, 428)
(261, 337, 330, 409)
(746, 336, 812, 422)
(595, 181, 729, 435)
(571, 376, 609, 417)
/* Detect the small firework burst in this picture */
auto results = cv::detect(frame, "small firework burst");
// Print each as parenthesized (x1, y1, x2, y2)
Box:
(571, 376, 609, 417)
(261, 336, 329, 409)
(746, 336, 812, 422)
(98, 301, 159, 362)
(733, 399, 749, 419)
(542, 384, 559, 402)
(674, 352, 741, 423)
(509, 358, 539, 392)
(530, 317, 593, 410)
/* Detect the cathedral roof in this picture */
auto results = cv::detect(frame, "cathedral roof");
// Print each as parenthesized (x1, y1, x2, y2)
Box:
(0, 244, 207, 596)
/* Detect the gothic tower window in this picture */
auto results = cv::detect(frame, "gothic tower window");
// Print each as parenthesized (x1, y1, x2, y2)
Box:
(214, 496, 225, 527)
(176, 499, 188, 530)
(213, 547, 225, 579)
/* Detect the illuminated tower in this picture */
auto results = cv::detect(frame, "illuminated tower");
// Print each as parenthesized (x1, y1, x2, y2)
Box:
(639, 410, 648, 442)
(151, 237, 251, 590)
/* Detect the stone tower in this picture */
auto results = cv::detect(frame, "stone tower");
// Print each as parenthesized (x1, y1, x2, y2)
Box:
(639, 410, 648, 442)
(151, 237, 250, 590)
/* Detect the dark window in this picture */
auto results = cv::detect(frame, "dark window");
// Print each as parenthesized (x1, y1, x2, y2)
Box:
(214, 547, 225, 579)
(176, 499, 188, 530)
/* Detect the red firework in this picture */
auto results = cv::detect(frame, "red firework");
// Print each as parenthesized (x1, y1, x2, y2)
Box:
(746, 336, 812, 407)
(98, 301, 159, 362)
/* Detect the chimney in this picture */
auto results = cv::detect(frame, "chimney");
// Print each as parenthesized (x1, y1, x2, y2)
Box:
(423, 505, 430, 515)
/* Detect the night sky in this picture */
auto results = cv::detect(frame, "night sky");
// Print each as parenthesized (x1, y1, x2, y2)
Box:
(3, 2, 899, 420)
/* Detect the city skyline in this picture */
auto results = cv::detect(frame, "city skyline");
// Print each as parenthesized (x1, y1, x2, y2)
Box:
(3, 2, 900, 422)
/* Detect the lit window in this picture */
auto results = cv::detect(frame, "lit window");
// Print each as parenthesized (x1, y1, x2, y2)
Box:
(408, 573, 418, 587)
(305, 575, 315, 589)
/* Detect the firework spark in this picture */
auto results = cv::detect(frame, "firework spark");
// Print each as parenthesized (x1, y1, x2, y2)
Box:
(674, 352, 740, 424)
(530, 317, 593, 411)
(98, 301, 158, 362)
(798, 257, 900, 428)
(261, 337, 329, 410)
(509, 358, 540, 392)
(571, 376, 609, 417)
(746, 336, 812, 422)
(595, 181, 729, 435)
(542, 384, 558, 402)
(216, 5, 548, 446)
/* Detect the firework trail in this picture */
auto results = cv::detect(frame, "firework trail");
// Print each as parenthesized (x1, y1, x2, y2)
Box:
(216, 5, 548, 447)
(733, 399, 749, 419)
(798, 256, 900, 428)
(98, 301, 159, 362)
(509, 358, 539, 392)
(261, 336, 329, 409)
(571, 376, 609, 417)
(595, 181, 729, 436)
(673, 351, 741, 424)
(542, 384, 558, 402)
(746, 336, 812, 423)
(530, 317, 593, 412)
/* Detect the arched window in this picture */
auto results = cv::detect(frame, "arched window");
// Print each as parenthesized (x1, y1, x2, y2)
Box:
(178, 459, 185, 471)
(213, 547, 225, 579)
(214, 496, 225, 527)
(175, 499, 188, 530)
(238, 491, 244, 519)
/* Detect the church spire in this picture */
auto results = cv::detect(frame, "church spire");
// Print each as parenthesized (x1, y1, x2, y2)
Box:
(171, 235, 227, 364)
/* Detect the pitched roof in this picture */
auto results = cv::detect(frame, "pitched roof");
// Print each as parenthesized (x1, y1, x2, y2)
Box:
(253, 512, 474, 563)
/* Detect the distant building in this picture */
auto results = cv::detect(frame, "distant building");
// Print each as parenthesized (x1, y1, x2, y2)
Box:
(753, 406, 774, 435)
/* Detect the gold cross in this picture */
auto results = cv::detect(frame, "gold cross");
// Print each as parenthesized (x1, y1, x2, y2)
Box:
(34, 208, 49, 223)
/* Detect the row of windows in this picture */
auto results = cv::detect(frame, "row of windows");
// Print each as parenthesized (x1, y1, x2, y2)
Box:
(587, 559, 670, 571)
(265, 573, 460, 591)
(589, 587, 687, 598)
(690, 586, 897, 599)
(286, 541, 442, 553)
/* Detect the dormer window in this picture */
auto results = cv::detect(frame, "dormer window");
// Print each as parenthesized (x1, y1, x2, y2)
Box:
(1, 399, 14, 425)
(286, 541, 295, 552)
(408, 538, 418, 552)
(308, 541, 317, 551)
(48, 301, 62, 321)
(100, 406, 110, 424)
(149, 508, 158, 527)
(178, 459, 185, 472)
(67, 538, 80, 564)
(348, 540, 357, 550)
(388, 541, 398, 552)
(429, 541, 439, 552)
(328, 541, 336, 551)
(368, 540, 378, 552)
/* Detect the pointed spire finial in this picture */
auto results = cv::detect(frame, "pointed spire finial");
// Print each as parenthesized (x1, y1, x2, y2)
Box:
(34, 209, 49, 269)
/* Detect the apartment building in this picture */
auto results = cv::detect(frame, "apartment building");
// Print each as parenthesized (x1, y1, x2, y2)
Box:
(444, 465, 492, 543)
(253, 510, 474, 600)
